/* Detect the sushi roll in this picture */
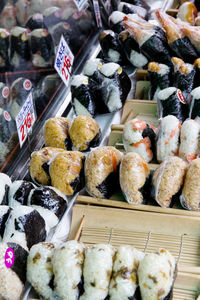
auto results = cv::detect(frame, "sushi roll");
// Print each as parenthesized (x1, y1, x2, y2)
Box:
(138, 248, 176, 300)
(177, 1, 198, 25)
(118, 2, 147, 19)
(44, 117, 71, 150)
(0, 82, 9, 107)
(43, 6, 62, 28)
(27, 242, 56, 300)
(10, 27, 31, 70)
(0, 242, 28, 300)
(180, 158, 200, 211)
(0, 5, 17, 30)
(29, 147, 65, 185)
(156, 115, 181, 163)
(0, 206, 11, 240)
(172, 57, 195, 98)
(49, 151, 85, 196)
(85, 146, 123, 199)
(188, 87, 200, 121)
(108, 246, 145, 300)
(30, 28, 53, 68)
(120, 152, 150, 205)
(15, 0, 31, 25)
(68, 115, 101, 152)
(52, 240, 85, 300)
(99, 30, 127, 65)
(71, 75, 97, 118)
(0, 28, 10, 72)
(179, 119, 200, 162)
(80, 244, 115, 300)
(26, 13, 46, 30)
(0, 173, 12, 205)
(8, 180, 35, 207)
(152, 156, 187, 208)
(119, 30, 148, 68)
(157, 87, 187, 123)
(123, 119, 156, 162)
(3, 206, 47, 249)
(155, 10, 198, 64)
(108, 11, 126, 33)
(98, 62, 131, 113)
(148, 62, 171, 101)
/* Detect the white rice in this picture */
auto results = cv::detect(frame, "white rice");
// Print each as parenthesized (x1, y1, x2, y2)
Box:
(138, 249, 176, 300)
(109, 11, 125, 25)
(129, 50, 148, 68)
(100, 62, 120, 77)
(158, 87, 177, 101)
(27, 242, 56, 300)
(157, 115, 181, 163)
(10, 26, 26, 36)
(83, 59, 101, 76)
(0, 173, 11, 205)
(107, 85, 122, 112)
(108, 49, 120, 63)
(43, 6, 59, 16)
(74, 98, 92, 117)
(71, 75, 89, 88)
(8, 180, 35, 208)
(80, 244, 115, 300)
(190, 86, 200, 100)
(52, 240, 85, 300)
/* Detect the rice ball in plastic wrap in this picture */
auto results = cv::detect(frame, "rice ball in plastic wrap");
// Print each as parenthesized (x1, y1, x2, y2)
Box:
(49, 151, 85, 196)
(152, 156, 187, 208)
(27, 242, 56, 300)
(44, 117, 71, 150)
(180, 158, 200, 211)
(177, 2, 198, 25)
(29, 147, 65, 185)
(69, 115, 101, 152)
(120, 152, 150, 205)
(0, 173, 12, 205)
(0, 242, 28, 300)
(156, 115, 181, 163)
(123, 119, 156, 162)
(85, 146, 123, 199)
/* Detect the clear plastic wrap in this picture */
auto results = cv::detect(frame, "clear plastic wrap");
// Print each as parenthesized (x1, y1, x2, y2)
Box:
(188, 86, 200, 120)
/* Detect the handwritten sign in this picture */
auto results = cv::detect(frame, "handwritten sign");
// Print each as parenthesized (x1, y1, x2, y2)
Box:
(5, 248, 15, 268)
(15, 92, 36, 148)
(54, 35, 74, 88)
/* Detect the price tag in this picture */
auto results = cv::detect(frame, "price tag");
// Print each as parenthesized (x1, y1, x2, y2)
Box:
(54, 35, 74, 88)
(73, 0, 88, 11)
(93, 0, 102, 28)
(15, 92, 36, 148)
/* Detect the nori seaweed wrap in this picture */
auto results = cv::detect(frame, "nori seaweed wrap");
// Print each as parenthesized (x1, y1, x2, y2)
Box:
(195, 0, 200, 11)
(157, 87, 188, 123)
(50, 22, 72, 49)
(0, 206, 11, 240)
(0, 28, 10, 72)
(148, 62, 171, 100)
(193, 58, 200, 88)
(8, 180, 35, 207)
(0, 82, 9, 107)
(172, 57, 195, 98)
(43, 6, 62, 28)
(108, 11, 126, 33)
(26, 13, 46, 30)
(118, 2, 147, 19)
(188, 87, 200, 121)
(99, 30, 127, 65)
(0, 173, 11, 205)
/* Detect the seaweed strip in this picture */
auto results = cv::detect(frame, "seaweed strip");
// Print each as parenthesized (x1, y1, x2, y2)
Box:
(118, 69, 132, 103)
(70, 158, 85, 194)
(170, 37, 198, 64)
(8, 242, 28, 283)
(148, 69, 171, 100)
(1, 184, 9, 205)
(78, 276, 84, 297)
(0, 208, 11, 238)
(42, 162, 50, 177)
(142, 125, 156, 159)
(64, 135, 73, 150)
(139, 173, 153, 204)
(13, 182, 35, 205)
(174, 68, 195, 97)
(86, 130, 101, 151)
(97, 164, 120, 198)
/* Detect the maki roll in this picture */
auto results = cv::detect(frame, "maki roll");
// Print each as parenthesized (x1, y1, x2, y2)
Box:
(177, 1, 198, 25)
(152, 156, 187, 208)
(109, 246, 145, 300)
(0, 28, 10, 72)
(123, 119, 156, 162)
(0, 173, 12, 205)
(26, 13, 46, 30)
(156, 115, 181, 163)
(138, 248, 176, 300)
(27, 242, 56, 300)
(68, 115, 101, 152)
(49, 151, 85, 196)
(71, 75, 97, 118)
(155, 10, 198, 64)
(0, 5, 17, 29)
(157, 87, 187, 123)
(99, 30, 127, 65)
(179, 119, 200, 162)
(98, 62, 131, 113)
(148, 62, 171, 101)
(29, 147, 65, 185)
(172, 57, 195, 98)
(193, 58, 200, 88)
(180, 158, 200, 211)
(120, 152, 150, 205)
(118, 2, 147, 19)
(52, 240, 85, 300)
(10, 27, 31, 70)
(0, 206, 11, 240)
(8, 180, 35, 207)
(43, 6, 62, 28)
(15, 0, 31, 26)
(189, 87, 200, 121)
(85, 146, 123, 199)
(119, 30, 148, 68)
(0, 242, 28, 300)
(80, 244, 115, 300)
(108, 11, 126, 33)
(44, 117, 71, 150)
(3, 206, 47, 249)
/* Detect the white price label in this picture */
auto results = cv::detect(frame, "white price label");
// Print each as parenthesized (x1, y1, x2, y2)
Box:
(15, 92, 36, 148)
(73, 0, 88, 11)
(54, 35, 74, 88)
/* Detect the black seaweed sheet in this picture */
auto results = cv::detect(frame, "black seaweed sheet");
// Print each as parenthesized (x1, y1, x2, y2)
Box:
(31, 31, 53, 63)
(70, 159, 85, 194)
(170, 37, 198, 64)
(119, 30, 141, 61)
(97, 164, 120, 198)
(174, 68, 195, 97)
(86, 130, 101, 151)
(26, 14, 46, 30)
(148, 68, 171, 100)
(195, 0, 200, 10)
(0, 184, 9, 205)
(0, 33, 9, 72)
(142, 125, 156, 159)
(13, 181, 35, 206)
(10, 31, 31, 70)
(194, 67, 200, 88)
(0, 207, 11, 238)
(111, 21, 126, 34)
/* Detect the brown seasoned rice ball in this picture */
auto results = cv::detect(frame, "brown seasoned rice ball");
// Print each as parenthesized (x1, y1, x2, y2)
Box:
(49, 151, 85, 195)
(153, 156, 187, 208)
(30, 147, 65, 185)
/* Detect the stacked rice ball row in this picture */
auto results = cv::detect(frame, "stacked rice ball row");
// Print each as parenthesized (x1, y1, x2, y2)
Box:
(26, 240, 176, 300)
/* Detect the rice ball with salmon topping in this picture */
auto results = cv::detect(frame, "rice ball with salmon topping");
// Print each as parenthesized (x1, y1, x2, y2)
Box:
(120, 152, 150, 205)
(123, 119, 156, 162)
(152, 156, 187, 208)
(85, 146, 123, 199)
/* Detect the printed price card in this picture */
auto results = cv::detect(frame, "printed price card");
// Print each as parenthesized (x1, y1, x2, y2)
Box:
(15, 92, 36, 148)
(54, 35, 74, 88)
